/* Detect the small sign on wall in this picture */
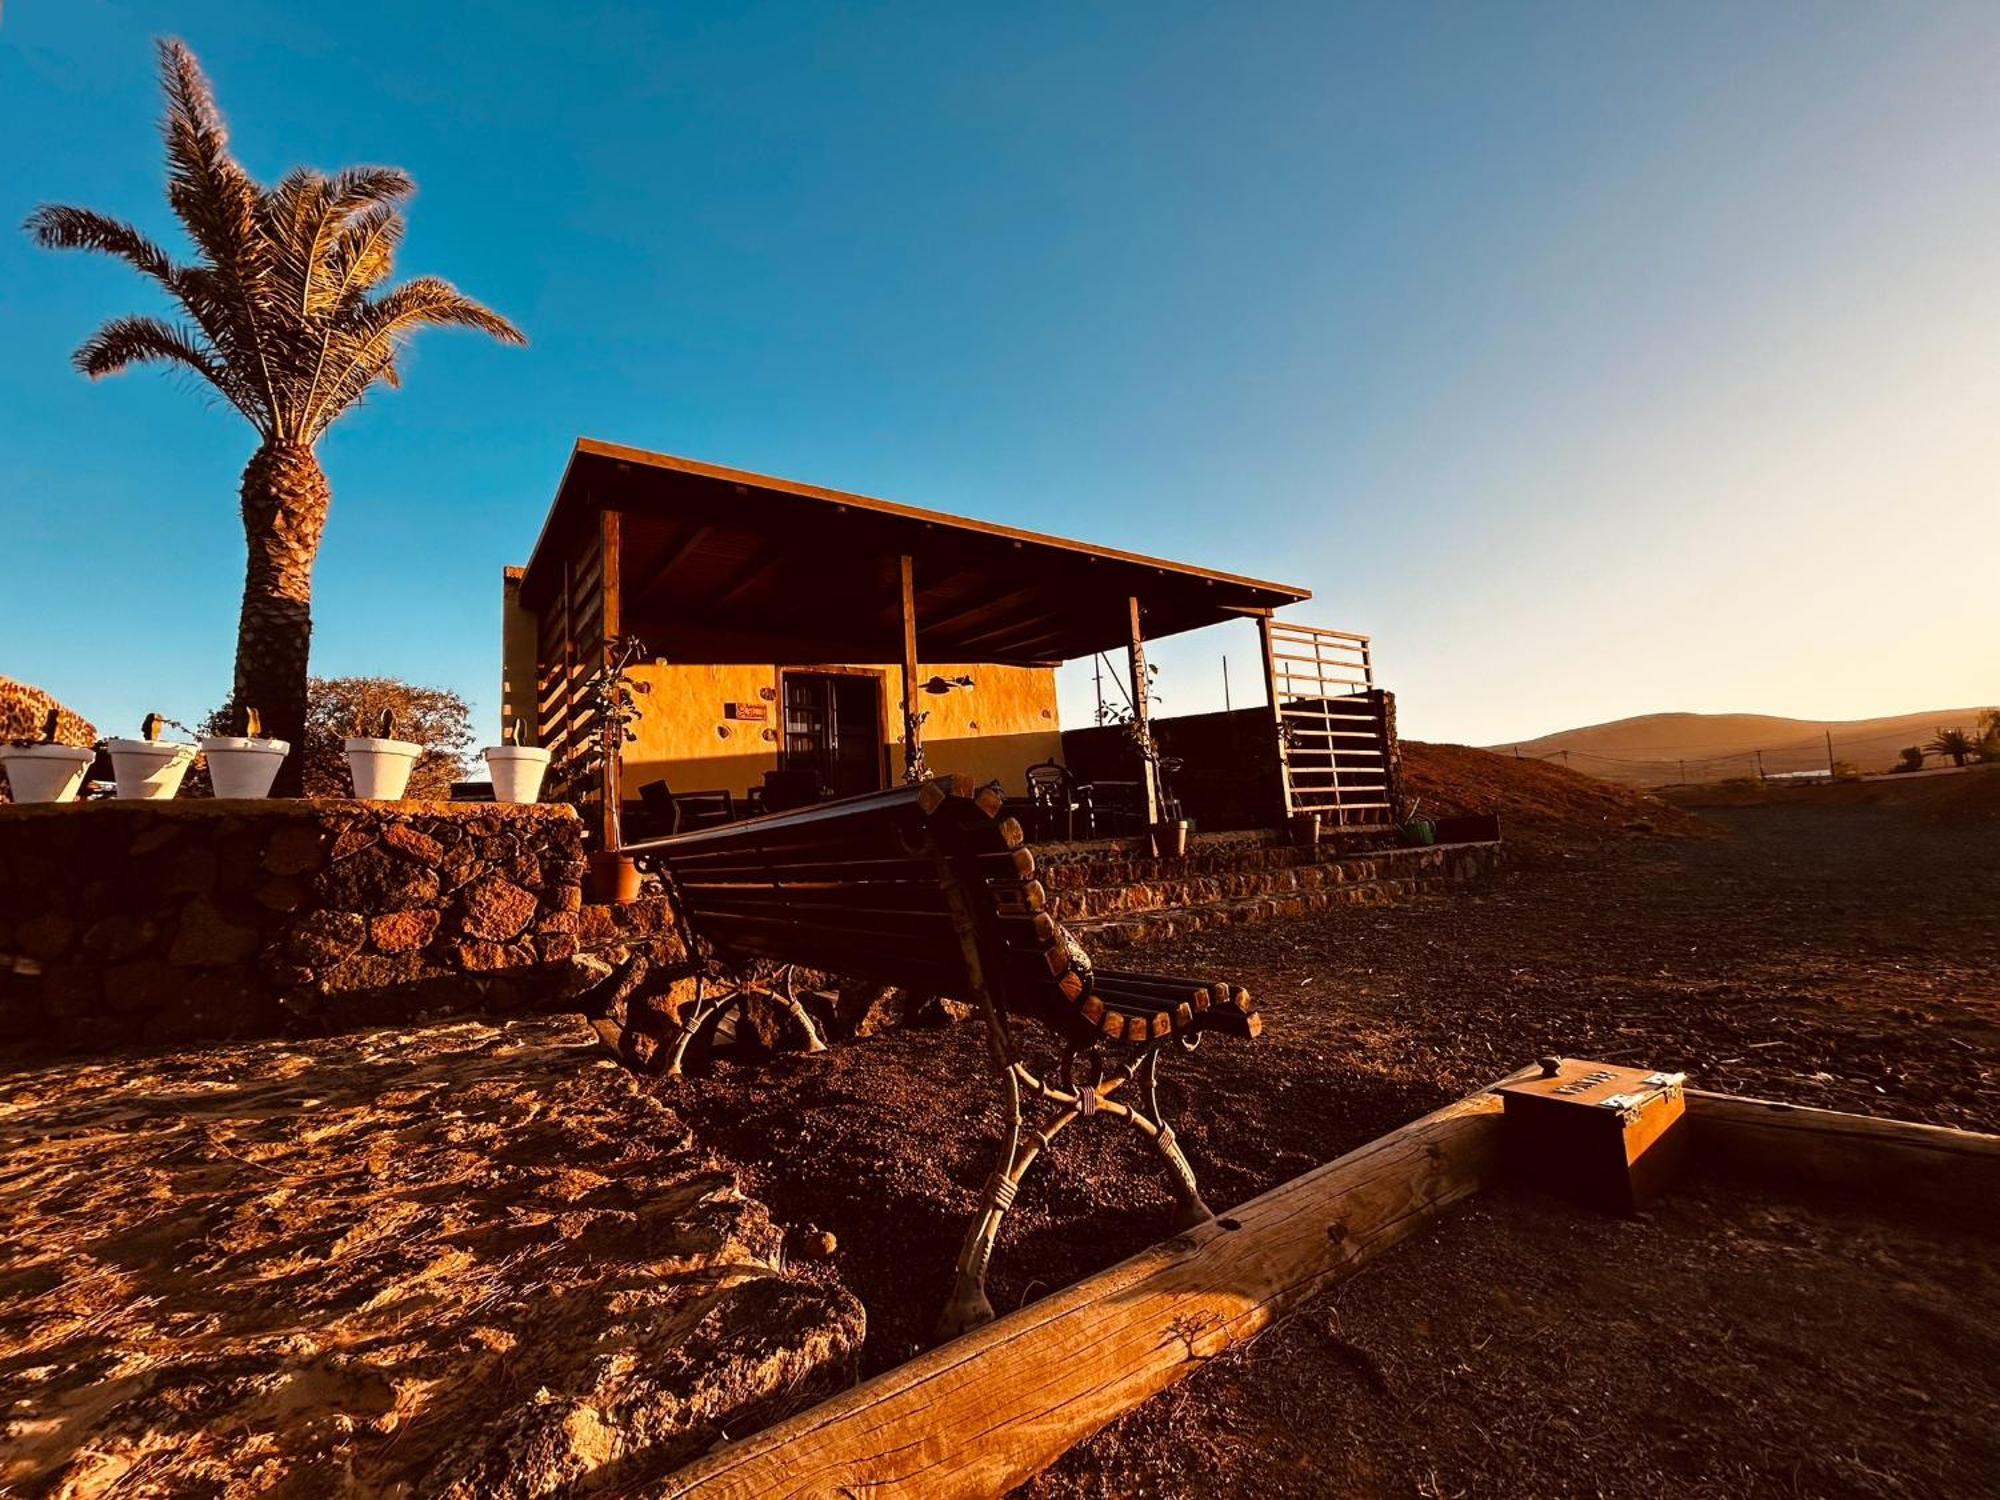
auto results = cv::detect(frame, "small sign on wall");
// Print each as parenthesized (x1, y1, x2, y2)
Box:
(724, 702, 769, 722)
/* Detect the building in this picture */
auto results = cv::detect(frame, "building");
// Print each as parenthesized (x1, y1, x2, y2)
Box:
(506, 440, 1394, 846)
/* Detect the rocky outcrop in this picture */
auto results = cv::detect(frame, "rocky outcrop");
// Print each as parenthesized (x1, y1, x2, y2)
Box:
(0, 1014, 865, 1495)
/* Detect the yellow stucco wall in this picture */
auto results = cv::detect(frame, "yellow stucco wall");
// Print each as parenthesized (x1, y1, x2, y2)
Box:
(499, 569, 1063, 799)
(616, 660, 1062, 801)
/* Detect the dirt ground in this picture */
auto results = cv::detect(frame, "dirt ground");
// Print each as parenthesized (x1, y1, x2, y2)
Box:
(666, 790, 2000, 1399)
(1027, 1181, 2000, 1498)
(0, 1017, 861, 1497)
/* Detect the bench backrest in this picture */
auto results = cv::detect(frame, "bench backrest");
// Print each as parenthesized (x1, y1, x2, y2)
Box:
(629, 776, 1250, 1049)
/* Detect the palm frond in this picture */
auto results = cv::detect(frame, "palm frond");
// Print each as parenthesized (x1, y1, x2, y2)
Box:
(364, 276, 527, 344)
(266, 165, 415, 320)
(325, 203, 408, 296)
(23, 206, 181, 289)
(72, 314, 259, 416)
(304, 276, 523, 437)
(156, 38, 285, 432)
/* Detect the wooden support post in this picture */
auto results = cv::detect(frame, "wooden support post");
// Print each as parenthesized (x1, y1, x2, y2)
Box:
(1126, 596, 1159, 828)
(1378, 687, 1407, 827)
(599, 508, 623, 850)
(1258, 613, 1293, 826)
(900, 554, 926, 784)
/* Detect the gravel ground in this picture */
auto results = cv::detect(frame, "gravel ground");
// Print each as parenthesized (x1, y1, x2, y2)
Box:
(668, 797, 1999, 1381)
(1025, 1179, 2000, 1498)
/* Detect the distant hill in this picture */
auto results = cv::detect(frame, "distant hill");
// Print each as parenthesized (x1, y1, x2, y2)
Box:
(1402, 741, 1709, 851)
(1484, 708, 1993, 788)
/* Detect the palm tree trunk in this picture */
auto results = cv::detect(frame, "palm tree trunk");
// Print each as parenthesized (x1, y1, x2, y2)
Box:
(233, 442, 329, 796)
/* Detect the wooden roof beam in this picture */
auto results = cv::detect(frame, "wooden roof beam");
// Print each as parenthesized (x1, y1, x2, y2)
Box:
(629, 522, 716, 603)
(710, 553, 793, 610)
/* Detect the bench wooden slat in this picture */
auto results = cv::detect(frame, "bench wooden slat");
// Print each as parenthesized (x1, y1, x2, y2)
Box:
(654, 846, 1035, 886)
(682, 891, 1057, 950)
(1092, 973, 1212, 1009)
(677, 878, 956, 913)
(636, 778, 975, 851)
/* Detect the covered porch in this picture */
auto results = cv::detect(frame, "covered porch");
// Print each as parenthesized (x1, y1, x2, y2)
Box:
(508, 440, 1396, 849)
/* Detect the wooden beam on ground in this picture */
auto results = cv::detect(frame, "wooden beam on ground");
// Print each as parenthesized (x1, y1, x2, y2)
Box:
(660, 1067, 1537, 1499)
(1685, 1090, 2000, 1232)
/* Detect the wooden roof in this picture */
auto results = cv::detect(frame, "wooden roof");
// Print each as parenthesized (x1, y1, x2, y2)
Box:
(519, 440, 1311, 666)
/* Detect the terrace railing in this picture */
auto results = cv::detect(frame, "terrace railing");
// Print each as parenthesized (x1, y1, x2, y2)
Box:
(1261, 620, 1398, 831)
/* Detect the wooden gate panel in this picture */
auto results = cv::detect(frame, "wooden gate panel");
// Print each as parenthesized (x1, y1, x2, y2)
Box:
(1260, 621, 1398, 830)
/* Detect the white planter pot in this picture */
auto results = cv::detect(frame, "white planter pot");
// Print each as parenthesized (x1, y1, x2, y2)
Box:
(1, 744, 97, 803)
(483, 744, 551, 804)
(200, 736, 291, 800)
(344, 737, 423, 800)
(105, 738, 196, 801)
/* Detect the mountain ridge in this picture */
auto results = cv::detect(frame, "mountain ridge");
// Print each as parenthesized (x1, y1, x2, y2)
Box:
(1483, 706, 1992, 787)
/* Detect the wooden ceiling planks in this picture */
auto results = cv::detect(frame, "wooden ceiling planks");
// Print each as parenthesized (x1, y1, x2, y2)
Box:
(520, 439, 1310, 666)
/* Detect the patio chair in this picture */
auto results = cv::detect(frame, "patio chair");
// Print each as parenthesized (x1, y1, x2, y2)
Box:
(633, 779, 736, 838)
(1025, 759, 1095, 841)
(760, 768, 826, 813)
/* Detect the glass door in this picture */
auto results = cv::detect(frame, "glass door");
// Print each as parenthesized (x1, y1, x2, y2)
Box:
(781, 672, 884, 796)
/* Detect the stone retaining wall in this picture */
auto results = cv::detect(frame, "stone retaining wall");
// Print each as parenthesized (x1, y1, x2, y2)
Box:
(0, 801, 688, 1054)
(1066, 839, 1505, 948)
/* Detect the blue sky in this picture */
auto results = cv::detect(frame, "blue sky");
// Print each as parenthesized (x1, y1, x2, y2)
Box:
(3, 1, 1995, 748)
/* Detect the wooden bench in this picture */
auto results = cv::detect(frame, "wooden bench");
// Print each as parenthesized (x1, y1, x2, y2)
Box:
(626, 774, 1261, 1336)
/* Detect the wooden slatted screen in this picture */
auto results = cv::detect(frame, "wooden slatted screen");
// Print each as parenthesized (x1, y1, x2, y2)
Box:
(1262, 621, 1397, 830)
(535, 518, 610, 827)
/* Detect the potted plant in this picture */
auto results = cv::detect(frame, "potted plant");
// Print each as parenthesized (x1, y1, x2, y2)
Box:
(199, 704, 290, 799)
(1096, 666, 1192, 859)
(483, 717, 551, 805)
(1401, 797, 1436, 846)
(572, 635, 652, 902)
(345, 708, 423, 800)
(1120, 719, 1192, 860)
(105, 713, 197, 800)
(1, 709, 97, 803)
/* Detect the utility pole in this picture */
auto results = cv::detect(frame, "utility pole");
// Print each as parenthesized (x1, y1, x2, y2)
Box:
(1092, 654, 1104, 724)
(1825, 729, 1836, 777)
(1222, 655, 1232, 714)
(1756, 749, 1765, 782)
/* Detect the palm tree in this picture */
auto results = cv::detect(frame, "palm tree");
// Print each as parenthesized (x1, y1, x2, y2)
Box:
(26, 39, 523, 793)
(1928, 728, 1976, 768)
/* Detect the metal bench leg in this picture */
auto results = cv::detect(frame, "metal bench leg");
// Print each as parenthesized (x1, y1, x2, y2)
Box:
(665, 970, 829, 1077)
(1127, 1048, 1214, 1233)
(663, 973, 728, 1079)
(940, 1004, 1032, 1344)
(768, 964, 828, 1054)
